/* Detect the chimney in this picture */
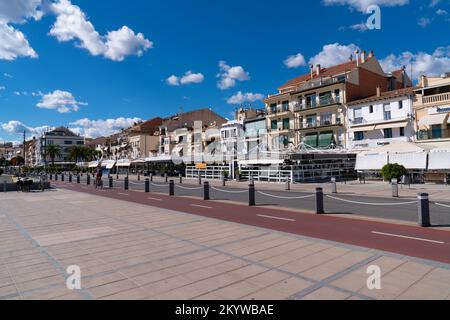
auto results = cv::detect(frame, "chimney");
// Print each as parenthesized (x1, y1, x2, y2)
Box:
(316, 64, 321, 77)
(376, 86, 381, 97)
(355, 50, 360, 67)
(420, 75, 428, 88)
(310, 65, 314, 80)
(361, 50, 366, 63)
(368, 50, 374, 59)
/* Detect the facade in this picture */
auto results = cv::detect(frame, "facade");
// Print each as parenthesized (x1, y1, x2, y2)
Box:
(347, 87, 415, 150)
(264, 50, 401, 151)
(414, 74, 450, 144)
(35, 127, 85, 166)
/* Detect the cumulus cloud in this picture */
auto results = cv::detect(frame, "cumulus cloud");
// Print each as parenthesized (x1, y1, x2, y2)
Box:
(217, 61, 250, 90)
(1, 120, 51, 136)
(0, 0, 43, 24)
(309, 43, 360, 67)
(69, 117, 143, 138)
(322, 0, 409, 12)
(380, 46, 450, 76)
(49, 0, 152, 61)
(166, 71, 205, 86)
(284, 53, 306, 69)
(418, 17, 432, 27)
(350, 22, 369, 32)
(36, 90, 87, 113)
(436, 9, 448, 15)
(0, 23, 38, 60)
(227, 91, 265, 105)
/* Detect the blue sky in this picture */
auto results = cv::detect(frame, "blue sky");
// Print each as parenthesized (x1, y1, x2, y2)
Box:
(0, 0, 449, 142)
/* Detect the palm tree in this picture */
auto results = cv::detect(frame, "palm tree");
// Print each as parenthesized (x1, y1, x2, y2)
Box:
(69, 146, 85, 163)
(44, 145, 62, 166)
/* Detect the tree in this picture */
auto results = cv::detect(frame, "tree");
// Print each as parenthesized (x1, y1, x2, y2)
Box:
(69, 146, 86, 163)
(381, 163, 407, 182)
(10, 156, 24, 166)
(44, 145, 62, 166)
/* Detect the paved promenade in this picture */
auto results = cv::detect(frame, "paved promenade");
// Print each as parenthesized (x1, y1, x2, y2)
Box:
(1, 189, 450, 300)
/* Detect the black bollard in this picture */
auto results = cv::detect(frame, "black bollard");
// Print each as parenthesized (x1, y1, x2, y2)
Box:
(87, 174, 90, 185)
(61, 174, 65, 182)
(50, 173, 53, 181)
(69, 174, 72, 183)
(145, 178, 150, 193)
(138, 174, 140, 181)
(124, 177, 129, 190)
(77, 174, 80, 184)
(55, 174, 58, 181)
(165, 173, 168, 183)
(315, 188, 324, 214)
(109, 176, 113, 188)
(179, 174, 183, 184)
(249, 183, 256, 206)
(418, 193, 431, 227)
(222, 175, 226, 187)
(3, 181, 6, 193)
(204, 182, 210, 201)
(169, 180, 175, 196)
(150, 173, 153, 182)
(198, 172, 202, 185)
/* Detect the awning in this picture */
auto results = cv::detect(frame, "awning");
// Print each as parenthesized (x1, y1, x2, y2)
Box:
(419, 114, 448, 126)
(88, 161, 99, 168)
(350, 125, 376, 131)
(389, 152, 428, 170)
(239, 159, 284, 166)
(116, 159, 131, 167)
(355, 153, 388, 170)
(131, 159, 145, 164)
(303, 135, 318, 148)
(318, 133, 333, 148)
(102, 160, 116, 169)
(375, 121, 408, 130)
(428, 151, 450, 170)
(145, 155, 172, 163)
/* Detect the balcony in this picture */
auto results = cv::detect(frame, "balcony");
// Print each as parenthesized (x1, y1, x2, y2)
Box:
(268, 106, 291, 116)
(293, 97, 341, 112)
(299, 121, 341, 130)
(423, 92, 450, 105)
(417, 129, 450, 141)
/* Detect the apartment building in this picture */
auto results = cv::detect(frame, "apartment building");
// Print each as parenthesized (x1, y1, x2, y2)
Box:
(265, 50, 400, 151)
(347, 87, 415, 150)
(414, 74, 450, 144)
(35, 127, 85, 166)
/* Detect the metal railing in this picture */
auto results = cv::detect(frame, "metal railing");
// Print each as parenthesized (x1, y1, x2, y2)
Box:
(423, 92, 450, 105)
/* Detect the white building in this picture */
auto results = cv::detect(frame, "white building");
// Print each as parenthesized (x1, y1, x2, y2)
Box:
(347, 88, 415, 151)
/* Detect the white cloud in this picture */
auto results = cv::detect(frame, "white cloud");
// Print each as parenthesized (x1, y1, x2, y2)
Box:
(284, 53, 306, 69)
(36, 90, 86, 113)
(0, 86, 5, 90)
(309, 43, 360, 67)
(69, 117, 143, 138)
(217, 61, 250, 90)
(418, 17, 432, 27)
(436, 9, 447, 15)
(430, 0, 441, 7)
(49, 0, 152, 61)
(1, 120, 51, 136)
(380, 46, 450, 76)
(0, 0, 43, 24)
(167, 71, 205, 86)
(14, 91, 28, 96)
(322, 0, 409, 12)
(0, 23, 38, 60)
(227, 91, 265, 105)
(3, 73, 12, 78)
(350, 22, 369, 32)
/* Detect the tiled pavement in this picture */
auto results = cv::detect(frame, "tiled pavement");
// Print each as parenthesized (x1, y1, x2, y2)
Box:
(0, 189, 450, 300)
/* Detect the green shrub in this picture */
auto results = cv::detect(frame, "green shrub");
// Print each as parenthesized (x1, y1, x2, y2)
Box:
(381, 163, 407, 182)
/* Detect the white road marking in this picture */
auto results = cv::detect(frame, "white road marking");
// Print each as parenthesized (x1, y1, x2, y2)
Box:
(190, 204, 213, 209)
(435, 202, 450, 209)
(118, 193, 129, 196)
(256, 214, 296, 222)
(148, 197, 163, 202)
(371, 231, 445, 244)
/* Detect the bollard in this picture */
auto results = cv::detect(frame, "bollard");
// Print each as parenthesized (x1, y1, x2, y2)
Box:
(204, 181, 210, 201)
(61, 174, 65, 182)
(179, 174, 183, 184)
(3, 181, 6, 193)
(285, 178, 291, 191)
(116, 173, 119, 180)
(249, 183, 256, 206)
(331, 177, 337, 194)
(109, 176, 113, 188)
(145, 178, 150, 193)
(87, 174, 90, 185)
(138, 174, 140, 181)
(198, 173, 202, 185)
(165, 173, 168, 183)
(150, 173, 153, 182)
(169, 180, 175, 196)
(315, 188, 324, 214)
(55, 174, 58, 181)
(418, 193, 431, 227)
(50, 174, 53, 181)
(77, 175, 80, 184)
(124, 177, 129, 190)
(392, 179, 399, 198)
(222, 175, 226, 187)
(69, 174, 72, 183)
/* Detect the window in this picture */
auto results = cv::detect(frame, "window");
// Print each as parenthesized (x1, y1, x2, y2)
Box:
(282, 118, 290, 130)
(383, 104, 391, 120)
(334, 89, 341, 103)
(282, 101, 289, 112)
(384, 128, 393, 138)
(306, 115, 316, 128)
(321, 113, 332, 126)
(76, 141, 83, 145)
(369, 105, 374, 113)
(398, 100, 403, 109)
(306, 94, 317, 108)
(400, 127, 405, 137)
(319, 92, 332, 106)
(354, 132, 364, 141)
(270, 104, 277, 114)
(271, 120, 278, 130)
(353, 108, 363, 124)
(64, 141, 73, 145)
